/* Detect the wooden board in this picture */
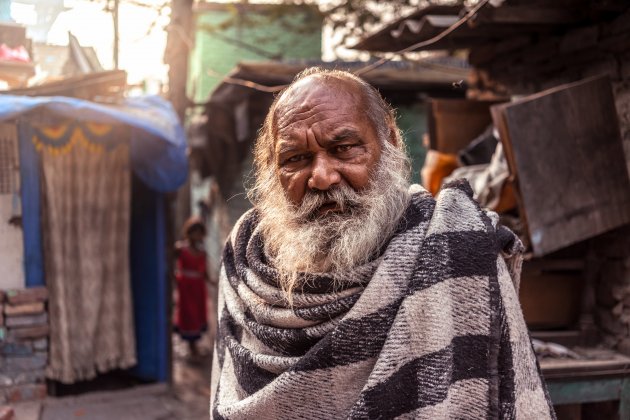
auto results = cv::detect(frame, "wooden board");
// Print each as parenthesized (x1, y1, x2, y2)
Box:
(428, 99, 501, 154)
(5, 70, 126, 100)
(541, 347, 630, 378)
(491, 76, 630, 256)
(0, 23, 27, 48)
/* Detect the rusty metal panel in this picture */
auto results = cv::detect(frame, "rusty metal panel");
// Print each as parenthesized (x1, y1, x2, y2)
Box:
(492, 76, 630, 256)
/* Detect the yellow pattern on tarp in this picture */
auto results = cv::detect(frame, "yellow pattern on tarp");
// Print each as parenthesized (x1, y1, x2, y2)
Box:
(84, 122, 113, 137)
(31, 123, 116, 156)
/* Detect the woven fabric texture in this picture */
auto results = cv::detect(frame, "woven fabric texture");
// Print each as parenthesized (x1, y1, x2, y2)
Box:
(42, 140, 136, 383)
(211, 181, 555, 419)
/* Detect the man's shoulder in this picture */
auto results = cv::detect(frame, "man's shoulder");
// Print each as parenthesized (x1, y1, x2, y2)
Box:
(227, 208, 258, 245)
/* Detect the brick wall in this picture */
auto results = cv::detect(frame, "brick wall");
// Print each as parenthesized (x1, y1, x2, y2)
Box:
(466, 7, 630, 352)
(0, 287, 48, 404)
(468, 8, 630, 157)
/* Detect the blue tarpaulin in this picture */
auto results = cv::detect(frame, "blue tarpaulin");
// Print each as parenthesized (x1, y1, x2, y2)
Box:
(0, 94, 188, 192)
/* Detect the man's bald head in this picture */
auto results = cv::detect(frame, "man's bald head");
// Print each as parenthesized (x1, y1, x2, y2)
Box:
(274, 69, 396, 138)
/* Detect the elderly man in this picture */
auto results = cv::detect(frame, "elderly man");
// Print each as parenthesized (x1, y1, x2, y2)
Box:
(211, 68, 554, 419)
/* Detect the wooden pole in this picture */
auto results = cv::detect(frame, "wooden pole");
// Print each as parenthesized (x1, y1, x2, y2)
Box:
(113, 0, 119, 69)
(165, 0, 194, 232)
(165, 0, 194, 122)
(164, 0, 195, 384)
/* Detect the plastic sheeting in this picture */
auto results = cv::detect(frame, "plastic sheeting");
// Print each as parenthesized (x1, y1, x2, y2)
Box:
(0, 95, 187, 192)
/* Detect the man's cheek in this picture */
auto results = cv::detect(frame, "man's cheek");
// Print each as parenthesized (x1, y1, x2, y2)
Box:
(279, 173, 305, 204)
(342, 168, 372, 191)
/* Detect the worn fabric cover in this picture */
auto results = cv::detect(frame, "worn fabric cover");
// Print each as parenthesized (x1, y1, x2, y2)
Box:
(42, 134, 136, 383)
(211, 181, 555, 419)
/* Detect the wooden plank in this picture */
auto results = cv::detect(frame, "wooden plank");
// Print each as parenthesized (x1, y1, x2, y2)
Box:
(541, 358, 630, 380)
(491, 76, 630, 256)
(491, 105, 532, 248)
(0, 60, 35, 88)
(428, 99, 501, 154)
(523, 257, 586, 271)
(0, 23, 27, 48)
(621, 379, 630, 420)
(591, 0, 630, 13)
(472, 6, 585, 26)
(520, 268, 583, 329)
(5, 70, 126, 100)
(530, 330, 584, 347)
(468, 36, 532, 66)
(559, 25, 599, 54)
(547, 378, 625, 405)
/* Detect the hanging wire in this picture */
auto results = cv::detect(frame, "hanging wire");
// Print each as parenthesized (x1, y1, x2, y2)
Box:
(193, 0, 491, 95)
(354, 0, 491, 76)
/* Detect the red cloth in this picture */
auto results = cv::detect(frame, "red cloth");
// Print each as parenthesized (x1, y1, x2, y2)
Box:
(175, 246, 208, 340)
(0, 44, 30, 62)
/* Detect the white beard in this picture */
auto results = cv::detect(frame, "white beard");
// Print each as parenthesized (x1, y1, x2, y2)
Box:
(254, 141, 411, 296)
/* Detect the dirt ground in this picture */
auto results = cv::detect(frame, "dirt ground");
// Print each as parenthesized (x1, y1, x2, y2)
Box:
(168, 332, 215, 419)
(30, 334, 214, 420)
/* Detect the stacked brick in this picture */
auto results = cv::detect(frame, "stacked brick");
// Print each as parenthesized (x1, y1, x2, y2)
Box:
(0, 287, 49, 404)
(589, 227, 630, 354)
(464, 5, 630, 355)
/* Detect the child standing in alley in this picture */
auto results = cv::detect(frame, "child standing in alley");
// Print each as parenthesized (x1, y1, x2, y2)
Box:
(174, 217, 209, 359)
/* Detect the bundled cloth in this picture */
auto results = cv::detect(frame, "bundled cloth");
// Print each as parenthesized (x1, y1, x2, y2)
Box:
(444, 142, 515, 212)
(211, 181, 555, 419)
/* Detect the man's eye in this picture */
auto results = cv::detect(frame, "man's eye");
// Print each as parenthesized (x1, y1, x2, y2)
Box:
(334, 145, 353, 153)
(286, 155, 306, 163)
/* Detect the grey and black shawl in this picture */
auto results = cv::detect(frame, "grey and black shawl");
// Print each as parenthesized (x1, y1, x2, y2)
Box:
(211, 181, 555, 419)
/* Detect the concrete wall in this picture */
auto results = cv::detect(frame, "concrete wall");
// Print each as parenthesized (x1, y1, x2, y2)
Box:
(0, 196, 24, 290)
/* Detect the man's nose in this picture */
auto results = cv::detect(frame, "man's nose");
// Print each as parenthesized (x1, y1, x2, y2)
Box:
(308, 154, 341, 191)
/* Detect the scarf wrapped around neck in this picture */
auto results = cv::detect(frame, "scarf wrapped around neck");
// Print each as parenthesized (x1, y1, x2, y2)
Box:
(211, 181, 555, 419)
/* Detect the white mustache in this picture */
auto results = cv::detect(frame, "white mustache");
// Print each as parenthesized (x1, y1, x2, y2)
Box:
(296, 184, 363, 222)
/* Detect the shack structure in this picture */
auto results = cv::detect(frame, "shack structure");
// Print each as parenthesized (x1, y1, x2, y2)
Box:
(355, 0, 630, 417)
(0, 72, 187, 403)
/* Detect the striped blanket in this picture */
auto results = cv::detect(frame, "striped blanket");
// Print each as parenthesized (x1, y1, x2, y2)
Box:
(211, 181, 555, 419)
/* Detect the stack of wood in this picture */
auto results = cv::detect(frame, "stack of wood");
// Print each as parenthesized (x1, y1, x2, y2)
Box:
(0, 287, 48, 404)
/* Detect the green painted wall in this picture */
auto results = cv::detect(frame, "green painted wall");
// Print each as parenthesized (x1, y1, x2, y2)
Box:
(0, 0, 10, 22)
(396, 103, 428, 184)
(189, 4, 323, 102)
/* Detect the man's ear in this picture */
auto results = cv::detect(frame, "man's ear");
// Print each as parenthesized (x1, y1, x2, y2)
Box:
(386, 116, 399, 147)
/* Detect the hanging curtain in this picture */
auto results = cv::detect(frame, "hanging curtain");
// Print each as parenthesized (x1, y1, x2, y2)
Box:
(37, 122, 136, 383)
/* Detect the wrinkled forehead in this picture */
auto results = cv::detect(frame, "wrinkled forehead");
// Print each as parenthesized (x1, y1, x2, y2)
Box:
(272, 76, 367, 131)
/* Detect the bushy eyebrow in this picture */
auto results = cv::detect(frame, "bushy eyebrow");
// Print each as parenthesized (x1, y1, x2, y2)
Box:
(331, 128, 362, 142)
(275, 127, 363, 155)
(276, 141, 303, 156)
